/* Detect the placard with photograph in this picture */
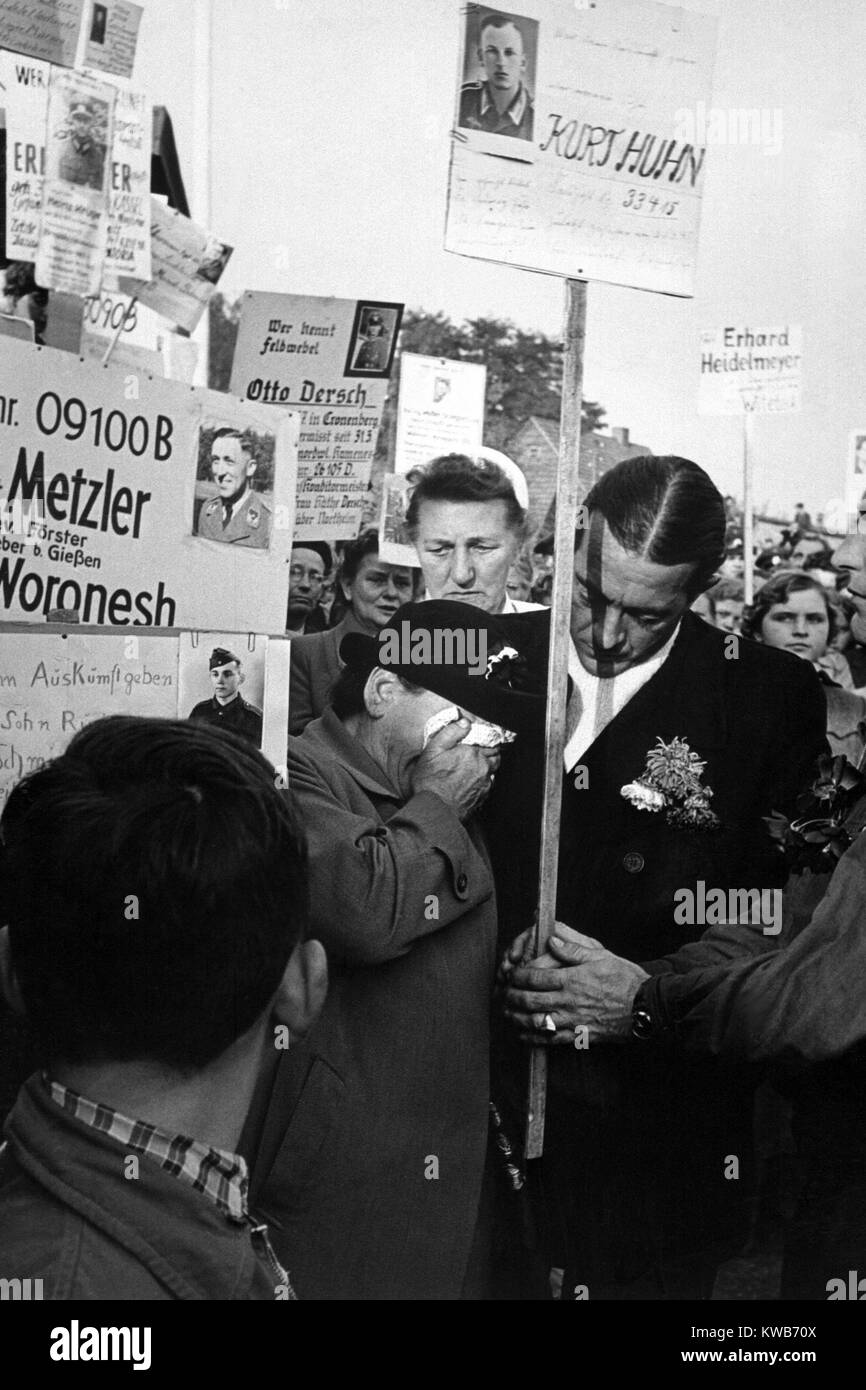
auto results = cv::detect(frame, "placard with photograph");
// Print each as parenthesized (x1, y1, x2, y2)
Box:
(230, 292, 403, 542)
(445, 0, 718, 297)
(0, 337, 297, 633)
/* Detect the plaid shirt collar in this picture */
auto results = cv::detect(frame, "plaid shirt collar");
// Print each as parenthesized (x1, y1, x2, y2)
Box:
(45, 1076, 250, 1224)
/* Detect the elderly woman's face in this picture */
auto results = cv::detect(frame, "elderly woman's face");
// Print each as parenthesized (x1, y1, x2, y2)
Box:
(412, 498, 522, 614)
(760, 587, 830, 663)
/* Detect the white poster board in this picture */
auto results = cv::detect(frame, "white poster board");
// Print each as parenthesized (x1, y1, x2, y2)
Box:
(0, 338, 297, 632)
(393, 354, 486, 475)
(698, 325, 803, 415)
(445, 0, 718, 297)
(0, 627, 290, 808)
(230, 292, 402, 542)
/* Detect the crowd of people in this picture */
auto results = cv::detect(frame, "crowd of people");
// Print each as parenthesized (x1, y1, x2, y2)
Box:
(2, 448, 866, 1303)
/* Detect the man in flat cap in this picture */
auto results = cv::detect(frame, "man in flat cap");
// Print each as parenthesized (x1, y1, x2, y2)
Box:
(240, 599, 545, 1301)
(197, 429, 271, 549)
(188, 648, 263, 747)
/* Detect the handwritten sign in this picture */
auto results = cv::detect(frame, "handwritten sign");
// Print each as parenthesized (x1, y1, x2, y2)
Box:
(0, 0, 85, 67)
(0, 630, 177, 805)
(394, 354, 486, 474)
(121, 198, 232, 333)
(0, 337, 297, 631)
(83, 0, 143, 79)
(2, 50, 50, 261)
(445, 0, 718, 297)
(0, 627, 291, 807)
(230, 292, 403, 541)
(35, 65, 117, 296)
(103, 83, 151, 282)
(698, 325, 803, 415)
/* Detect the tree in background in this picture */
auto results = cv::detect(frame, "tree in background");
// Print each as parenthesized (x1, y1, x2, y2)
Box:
(209, 297, 605, 451)
(373, 308, 606, 469)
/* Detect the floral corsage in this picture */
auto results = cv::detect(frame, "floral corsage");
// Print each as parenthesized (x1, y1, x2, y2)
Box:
(621, 736, 720, 830)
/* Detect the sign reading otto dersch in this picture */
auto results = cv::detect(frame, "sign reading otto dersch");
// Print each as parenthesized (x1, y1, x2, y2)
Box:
(230, 292, 403, 541)
(698, 325, 803, 415)
(0, 338, 298, 631)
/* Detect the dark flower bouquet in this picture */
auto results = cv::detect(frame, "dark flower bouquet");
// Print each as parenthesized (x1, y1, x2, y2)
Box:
(764, 748, 866, 872)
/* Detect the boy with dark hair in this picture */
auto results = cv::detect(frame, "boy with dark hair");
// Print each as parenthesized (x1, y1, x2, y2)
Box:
(0, 716, 326, 1300)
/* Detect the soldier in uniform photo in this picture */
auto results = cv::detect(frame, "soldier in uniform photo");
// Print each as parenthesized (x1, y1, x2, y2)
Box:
(459, 11, 534, 143)
(197, 428, 272, 549)
(188, 648, 263, 746)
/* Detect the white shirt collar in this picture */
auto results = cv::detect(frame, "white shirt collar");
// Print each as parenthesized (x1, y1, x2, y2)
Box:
(564, 623, 681, 771)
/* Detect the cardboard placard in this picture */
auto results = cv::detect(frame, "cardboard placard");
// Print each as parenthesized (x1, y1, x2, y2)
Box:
(230, 292, 403, 541)
(445, 0, 718, 297)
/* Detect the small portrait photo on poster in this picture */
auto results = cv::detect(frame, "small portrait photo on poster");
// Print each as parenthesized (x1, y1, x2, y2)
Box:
(90, 3, 109, 45)
(49, 93, 111, 192)
(180, 633, 266, 749)
(344, 301, 402, 378)
(853, 434, 866, 475)
(456, 5, 539, 157)
(194, 422, 275, 550)
(378, 473, 418, 568)
(196, 235, 234, 286)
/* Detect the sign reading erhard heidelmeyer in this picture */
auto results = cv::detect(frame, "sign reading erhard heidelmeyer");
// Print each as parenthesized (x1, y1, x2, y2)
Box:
(230, 292, 403, 542)
(698, 325, 803, 415)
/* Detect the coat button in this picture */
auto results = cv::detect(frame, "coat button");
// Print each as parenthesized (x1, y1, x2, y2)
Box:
(623, 852, 644, 874)
(456, 872, 468, 893)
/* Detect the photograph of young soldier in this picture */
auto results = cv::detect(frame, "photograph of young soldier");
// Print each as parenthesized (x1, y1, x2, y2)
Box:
(458, 9, 537, 143)
(240, 599, 545, 1300)
(196, 426, 272, 549)
(503, 498, 866, 1301)
(188, 647, 263, 747)
(52, 97, 109, 192)
(351, 309, 393, 372)
(491, 454, 827, 1300)
(0, 716, 327, 1299)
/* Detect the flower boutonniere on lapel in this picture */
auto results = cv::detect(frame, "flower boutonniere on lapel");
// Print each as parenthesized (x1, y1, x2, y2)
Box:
(621, 736, 720, 830)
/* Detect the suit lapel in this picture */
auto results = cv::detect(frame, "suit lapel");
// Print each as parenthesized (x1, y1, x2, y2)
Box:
(580, 615, 728, 791)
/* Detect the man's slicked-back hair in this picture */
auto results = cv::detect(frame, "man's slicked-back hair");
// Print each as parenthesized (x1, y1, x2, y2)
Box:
(0, 716, 307, 1071)
(583, 455, 726, 596)
(405, 453, 528, 540)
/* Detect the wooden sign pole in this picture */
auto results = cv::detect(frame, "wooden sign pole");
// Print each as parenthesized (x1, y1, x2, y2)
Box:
(743, 411, 755, 606)
(525, 276, 588, 1159)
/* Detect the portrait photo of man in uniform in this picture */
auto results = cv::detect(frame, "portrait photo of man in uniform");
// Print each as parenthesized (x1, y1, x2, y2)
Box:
(195, 425, 273, 550)
(185, 645, 264, 748)
(344, 301, 402, 378)
(457, 7, 538, 144)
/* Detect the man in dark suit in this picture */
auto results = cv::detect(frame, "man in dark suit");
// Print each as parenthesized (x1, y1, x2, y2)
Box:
(498, 455, 827, 1299)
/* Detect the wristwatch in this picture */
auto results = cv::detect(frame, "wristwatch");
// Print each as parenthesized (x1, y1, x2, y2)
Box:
(631, 979, 661, 1040)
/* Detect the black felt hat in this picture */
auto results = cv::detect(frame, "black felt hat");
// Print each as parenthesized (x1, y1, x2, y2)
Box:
(339, 600, 547, 734)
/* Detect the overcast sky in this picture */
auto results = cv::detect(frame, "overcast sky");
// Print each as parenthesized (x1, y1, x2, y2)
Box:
(136, 0, 866, 516)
